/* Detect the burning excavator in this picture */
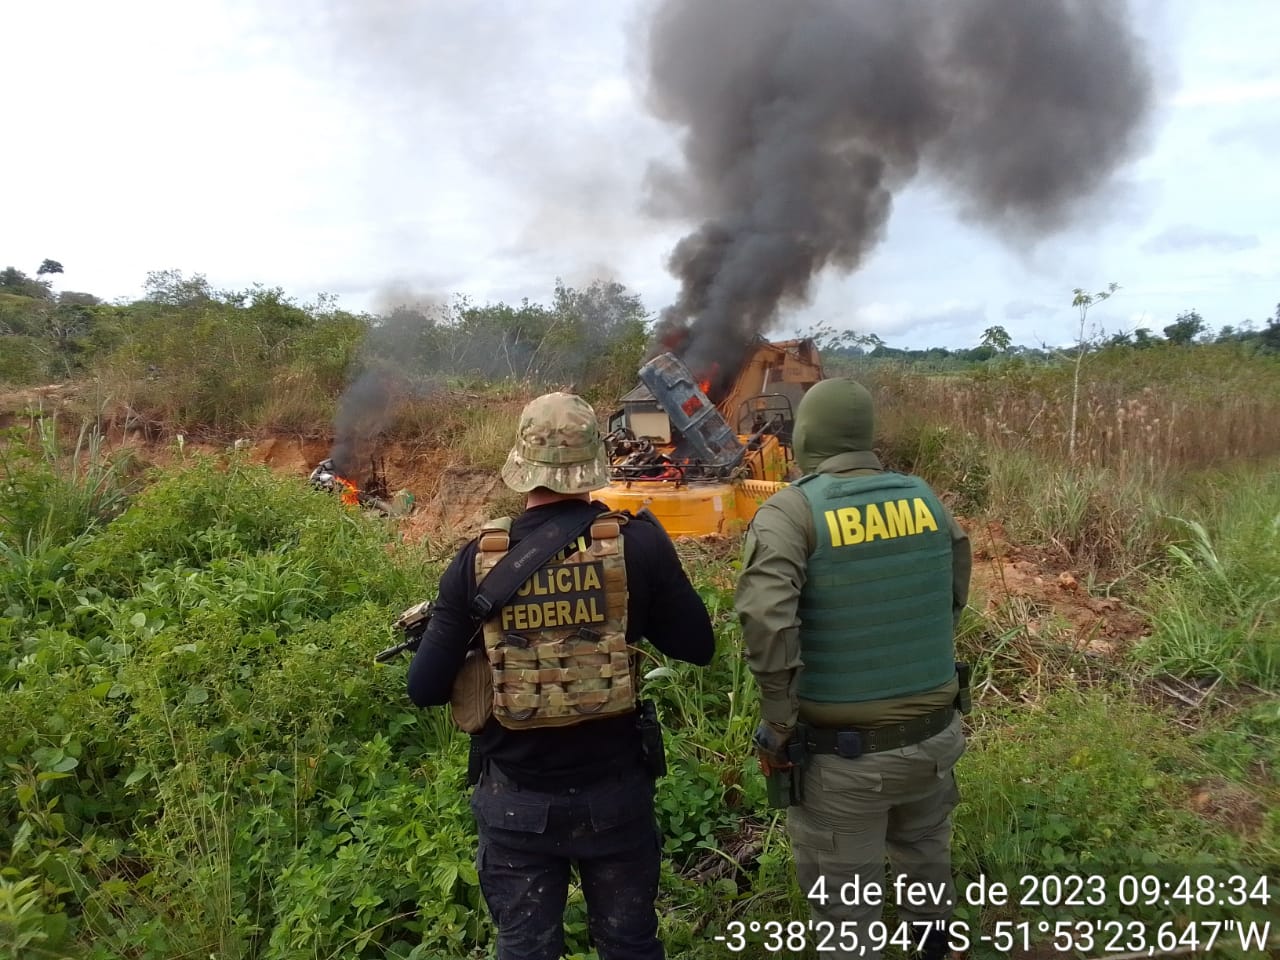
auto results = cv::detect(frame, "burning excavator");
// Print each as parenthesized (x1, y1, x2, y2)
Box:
(597, 338, 824, 536)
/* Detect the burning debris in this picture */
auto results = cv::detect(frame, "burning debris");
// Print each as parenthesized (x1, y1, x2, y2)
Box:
(321, 361, 422, 516)
(604, 340, 822, 485)
(309, 455, 413, 515)
(596, 338, 824, 535)
(641, 0, 1156, 386)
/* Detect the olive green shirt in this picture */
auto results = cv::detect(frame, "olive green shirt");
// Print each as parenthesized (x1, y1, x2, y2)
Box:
(735, 450, 972, 729)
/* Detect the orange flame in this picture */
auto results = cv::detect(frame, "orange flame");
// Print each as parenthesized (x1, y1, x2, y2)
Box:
(698, 379, 711, 396)
(336, 475, 360, 507)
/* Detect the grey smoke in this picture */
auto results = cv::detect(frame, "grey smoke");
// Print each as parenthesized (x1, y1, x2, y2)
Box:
(329, 368, 394, 477)
(643, 0, 1155, 389)
(328, 279, 645, 472)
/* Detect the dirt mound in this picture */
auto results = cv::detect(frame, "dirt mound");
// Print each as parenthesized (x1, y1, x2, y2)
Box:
(967, 520, 1149, 655)
(0, 383, 82, 430)
(249, 437, 331, 474)
(1188, 779, 1269, 836)
(4, 402, 1153, 660)
(402, 467, 515, 548)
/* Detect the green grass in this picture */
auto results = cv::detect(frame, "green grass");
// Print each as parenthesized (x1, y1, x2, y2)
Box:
(0, 413, 135, 549)
(1135, 469, 1280, 689)
(2, 418, 1277, 959)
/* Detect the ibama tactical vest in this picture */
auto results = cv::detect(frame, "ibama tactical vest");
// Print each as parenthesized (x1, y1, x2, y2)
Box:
(475, 513, 635, 729)
(795, 471, 956, 703)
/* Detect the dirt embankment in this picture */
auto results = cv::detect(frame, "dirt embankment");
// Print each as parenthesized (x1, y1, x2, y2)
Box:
(150, 433, 512, 550)
(2, 383, 1148, 653)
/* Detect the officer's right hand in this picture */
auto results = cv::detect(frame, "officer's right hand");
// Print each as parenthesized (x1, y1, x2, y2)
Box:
(752, 720, 794, 774)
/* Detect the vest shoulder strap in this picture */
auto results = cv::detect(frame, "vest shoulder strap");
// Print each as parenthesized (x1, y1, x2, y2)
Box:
(470, 502, 604, 620)
(799, 470, 918, 502)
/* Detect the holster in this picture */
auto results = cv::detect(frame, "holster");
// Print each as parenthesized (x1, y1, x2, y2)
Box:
(954, 661, 972, 715)
(763, 733, 807, 809)
(636, 699, 667, 780)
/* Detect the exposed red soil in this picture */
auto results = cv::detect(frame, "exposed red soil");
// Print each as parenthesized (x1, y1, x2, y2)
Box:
(965, 519, 1150, 655)
(1, 383, 1151, 657)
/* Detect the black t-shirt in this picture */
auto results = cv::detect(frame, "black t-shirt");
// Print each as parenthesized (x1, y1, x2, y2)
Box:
(406, 499, 715, 788)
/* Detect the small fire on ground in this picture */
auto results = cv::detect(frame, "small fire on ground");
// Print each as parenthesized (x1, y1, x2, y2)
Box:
(309, 457, 412, 515)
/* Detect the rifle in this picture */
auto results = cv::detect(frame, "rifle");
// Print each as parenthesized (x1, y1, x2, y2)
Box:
(374, 599, 435, 662)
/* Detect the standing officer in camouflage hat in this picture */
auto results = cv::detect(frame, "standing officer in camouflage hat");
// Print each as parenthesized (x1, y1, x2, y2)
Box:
(735, 378, 971, 960)
(408, 391, 714, 960)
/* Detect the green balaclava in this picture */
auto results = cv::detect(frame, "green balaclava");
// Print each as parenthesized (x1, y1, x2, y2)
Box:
(792, 378, 875, 474)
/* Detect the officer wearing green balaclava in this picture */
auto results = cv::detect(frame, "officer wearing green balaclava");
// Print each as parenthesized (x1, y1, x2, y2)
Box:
(735, 378, 971, 960)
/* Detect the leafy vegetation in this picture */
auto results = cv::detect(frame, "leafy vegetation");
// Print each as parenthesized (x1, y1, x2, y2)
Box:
(2, 399, 1277, 958)
(0, 268, 648, 444)
(2, 266, 1277, 957)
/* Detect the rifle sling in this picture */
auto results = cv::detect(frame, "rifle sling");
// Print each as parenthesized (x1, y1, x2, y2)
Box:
(468, 501, 605, 622)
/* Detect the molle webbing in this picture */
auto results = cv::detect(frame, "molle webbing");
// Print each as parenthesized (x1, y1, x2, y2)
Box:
(476, 514, 634, 729)
(796, 472, 956, 703)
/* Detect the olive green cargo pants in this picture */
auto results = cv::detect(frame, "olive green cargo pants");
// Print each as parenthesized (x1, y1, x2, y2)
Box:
(787, 715, 965, 960)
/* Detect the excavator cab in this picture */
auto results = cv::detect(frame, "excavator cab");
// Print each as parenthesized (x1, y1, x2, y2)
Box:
(596, 338, 824, 536)
(737, 393, 797, 447)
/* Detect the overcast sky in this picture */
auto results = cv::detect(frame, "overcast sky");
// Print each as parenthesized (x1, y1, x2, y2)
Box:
(3, 0, 1278, 349)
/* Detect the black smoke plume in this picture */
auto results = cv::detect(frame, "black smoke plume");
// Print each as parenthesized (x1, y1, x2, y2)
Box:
(642, 0, 1155, 389)
(328, 368, 393, 478)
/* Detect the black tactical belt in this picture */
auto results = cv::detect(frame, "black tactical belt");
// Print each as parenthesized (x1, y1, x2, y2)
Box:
(804, 706, 956, 759)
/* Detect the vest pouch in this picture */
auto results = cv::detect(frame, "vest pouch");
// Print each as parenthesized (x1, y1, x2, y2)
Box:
(449, 647, 493, 733)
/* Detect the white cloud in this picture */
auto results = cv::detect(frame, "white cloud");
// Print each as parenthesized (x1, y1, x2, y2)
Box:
(1172, 78, 1280, 107)
(1, 0, 1277, 352)
(1141, 225, 1260, 254)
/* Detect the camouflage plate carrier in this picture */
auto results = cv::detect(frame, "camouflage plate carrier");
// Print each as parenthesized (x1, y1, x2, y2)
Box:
(475, 513, 635, 729)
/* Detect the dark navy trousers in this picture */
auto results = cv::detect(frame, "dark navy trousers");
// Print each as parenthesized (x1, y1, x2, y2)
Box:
(470, 763, 664, 960)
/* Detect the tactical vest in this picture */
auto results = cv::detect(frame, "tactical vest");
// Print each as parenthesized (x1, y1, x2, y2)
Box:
(795, 471, 956, 703)
(474, 513, 635, 729)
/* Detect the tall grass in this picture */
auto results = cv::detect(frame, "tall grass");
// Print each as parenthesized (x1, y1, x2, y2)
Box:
(1136, 470, 1280, 690)
(865, 344, 1280, 479)
(0, 412, 133, 549)
(863, 347, 1280, 581)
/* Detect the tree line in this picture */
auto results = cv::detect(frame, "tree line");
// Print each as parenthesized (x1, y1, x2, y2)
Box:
(813, 306, 1280, 370)
(3, 261, 1278, 402)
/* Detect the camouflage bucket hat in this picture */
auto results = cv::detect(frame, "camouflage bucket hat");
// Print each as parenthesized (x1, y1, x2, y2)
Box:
(500, 392, 611, 494)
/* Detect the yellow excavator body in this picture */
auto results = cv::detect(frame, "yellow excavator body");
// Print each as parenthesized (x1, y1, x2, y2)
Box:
(596, 339, 824, 537)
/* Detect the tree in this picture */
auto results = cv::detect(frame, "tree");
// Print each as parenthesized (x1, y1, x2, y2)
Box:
(801, 321, 883, 354)
(980, 325, 1012, 352)
(0, 266, 53, 300)
(1261, 302, 1280, 353)
(58, 291, 101, 307)
(1068, 282, 1118, 460)
(964, 344, 996, 362)
(37, 259, 64, 277)
(1162, 309, 1205, 345)
(143, 269, 213, 306)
